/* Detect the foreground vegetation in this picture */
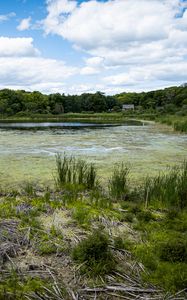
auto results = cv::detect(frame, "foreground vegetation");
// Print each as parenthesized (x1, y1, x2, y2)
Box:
(0, 155, 186, 299)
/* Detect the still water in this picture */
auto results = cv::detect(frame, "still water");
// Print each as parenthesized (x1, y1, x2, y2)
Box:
(0, 122, 186, 186)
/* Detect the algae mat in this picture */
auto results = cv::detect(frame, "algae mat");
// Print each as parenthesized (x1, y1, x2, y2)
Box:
(0, 123, 186, 187)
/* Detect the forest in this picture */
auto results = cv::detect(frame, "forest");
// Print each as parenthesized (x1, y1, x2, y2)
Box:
(0, 85, 187, 116)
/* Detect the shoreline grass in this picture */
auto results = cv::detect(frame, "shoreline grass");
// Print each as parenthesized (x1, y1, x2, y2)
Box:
(0, 156, 187, 298)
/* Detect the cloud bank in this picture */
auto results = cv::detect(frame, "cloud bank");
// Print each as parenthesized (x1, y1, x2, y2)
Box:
(42, 0, 187, 91)
(1, 0, 187, 94)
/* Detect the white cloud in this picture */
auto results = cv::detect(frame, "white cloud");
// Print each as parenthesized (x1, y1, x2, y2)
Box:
(0, 35, 77, 94)
(43, 0, 178, 49)
(17, 17, 32, 31)
(44, 0, 77, 35)
(0, 56, 77, 92)
(0, 12, 15, 23)
(41, 0, 187, 91)
(0, 37, 40, 57)
(80, 56, 104, 75)
(104, 61, 187, 87)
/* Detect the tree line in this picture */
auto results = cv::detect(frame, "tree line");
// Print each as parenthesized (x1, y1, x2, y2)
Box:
(0, 85, 187, 116)
(116, 85, 187, 114)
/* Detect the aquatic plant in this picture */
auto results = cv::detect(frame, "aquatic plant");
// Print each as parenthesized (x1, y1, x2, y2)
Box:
(108, 162, 130, 200)
(142, 161, 187, 209)
(55, 153, 97, 190)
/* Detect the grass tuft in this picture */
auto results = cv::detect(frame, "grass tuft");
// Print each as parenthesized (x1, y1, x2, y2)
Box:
(55, 153, 97, 190)
(72, 229, 115, 276)
(108, 162, 130, 200)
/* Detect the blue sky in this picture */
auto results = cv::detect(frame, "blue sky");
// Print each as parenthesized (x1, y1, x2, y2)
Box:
(0, 0, 187, 94)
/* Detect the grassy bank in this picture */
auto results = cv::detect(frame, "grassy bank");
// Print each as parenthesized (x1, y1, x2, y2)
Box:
(0, 111, 157, 124)
(155, 115, 187, 133)
(1, 111, 187, 132)
(0, 155, 186, 299)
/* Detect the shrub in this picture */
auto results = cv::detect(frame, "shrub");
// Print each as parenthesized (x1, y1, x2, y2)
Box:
(159, 238, 187, 262)
(72, 230, 115, 276)
(137, 210, 154, 222)
(124, 212, 134, 223)
(148, 262, 187, 292)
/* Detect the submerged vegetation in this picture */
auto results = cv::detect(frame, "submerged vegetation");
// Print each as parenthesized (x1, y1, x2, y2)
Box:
(0, 154, 187, 299)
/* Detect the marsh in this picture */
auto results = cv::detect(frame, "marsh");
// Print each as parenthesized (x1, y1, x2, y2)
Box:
(0, 121, 186, 187)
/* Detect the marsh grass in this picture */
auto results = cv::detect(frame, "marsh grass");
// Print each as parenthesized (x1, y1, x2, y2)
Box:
(90, 189, 112, 209)
(156, 115, 187, 133)
(72, 206, 91, 228)
(174, 120, 187, 132)
(21, 182, 37, 197)
(108, 162, 130, 200)
(142, 161, 187, 209)
(55, 153, 97, 190)
(158, 237, 187, 262)
(1, 156, 187, 295)
(0, 271, 46, 300)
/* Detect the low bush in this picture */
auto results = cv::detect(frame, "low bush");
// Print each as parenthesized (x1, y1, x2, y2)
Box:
(72, 230, 115, 276)
(159, 238, 187, 262)
(147, 262, 187, 292)
(124, 212, 134, 223)
(137, 210, 154, 222)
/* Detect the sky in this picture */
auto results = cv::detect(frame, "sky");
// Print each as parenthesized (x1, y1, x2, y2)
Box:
(0, 0, 187, 95)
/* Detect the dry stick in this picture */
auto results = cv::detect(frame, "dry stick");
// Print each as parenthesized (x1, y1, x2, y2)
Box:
(114, 271, 138, 286)
(175, 289, 187, 296)
(43, 287, 63, 300)
(47, 268, 63, 297)
(105, 292, 132, 299)
(81, 286, 160, 293)
(68, 289, 78, 300)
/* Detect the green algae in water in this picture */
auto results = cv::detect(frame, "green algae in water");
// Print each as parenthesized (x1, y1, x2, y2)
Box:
(0, 123, 186, 187)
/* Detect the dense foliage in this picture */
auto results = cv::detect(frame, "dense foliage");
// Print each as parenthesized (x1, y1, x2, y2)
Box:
(116, 85, 187, 114)
(0, 85, 187, 116)
(0, 90, 119, 116)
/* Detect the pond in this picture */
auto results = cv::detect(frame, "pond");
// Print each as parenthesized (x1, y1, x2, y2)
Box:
(0, 121, 186, 187)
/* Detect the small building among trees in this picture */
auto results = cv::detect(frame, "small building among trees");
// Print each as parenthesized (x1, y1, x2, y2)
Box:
(122, 104, 135, 111)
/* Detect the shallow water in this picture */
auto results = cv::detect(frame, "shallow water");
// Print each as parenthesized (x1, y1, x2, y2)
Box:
(0, 122, 186, 187)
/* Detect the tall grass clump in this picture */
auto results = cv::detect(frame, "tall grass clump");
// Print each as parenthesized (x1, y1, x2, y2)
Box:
(143, 161, 187, 209)
(174, 120, 187, 133)
(108, 162, 130, 200)
(55, 153, 97, 190)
